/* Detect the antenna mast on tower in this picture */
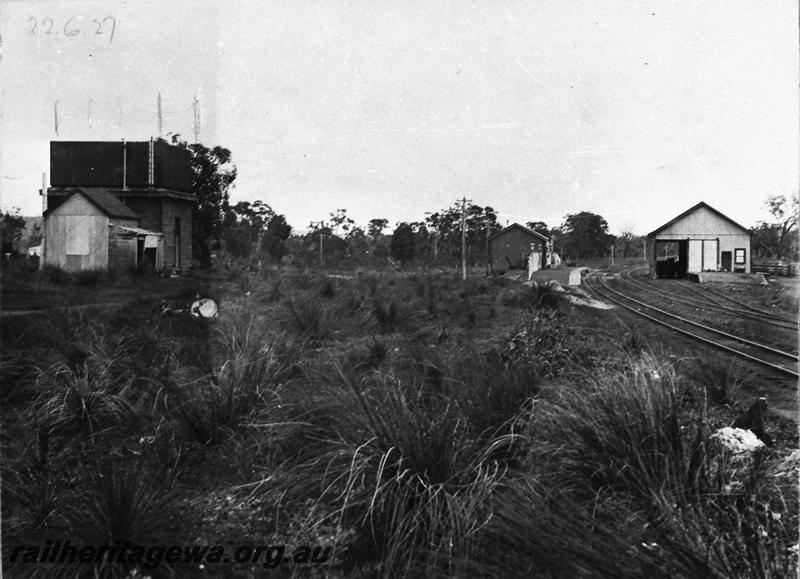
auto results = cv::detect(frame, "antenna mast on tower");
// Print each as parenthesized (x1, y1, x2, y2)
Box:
(157, 93, 163, 138)
(192, 93, 201, 143)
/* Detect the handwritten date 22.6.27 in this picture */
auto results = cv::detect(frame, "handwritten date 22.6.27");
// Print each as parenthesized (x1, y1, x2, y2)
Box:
(28, 16, 117, 45)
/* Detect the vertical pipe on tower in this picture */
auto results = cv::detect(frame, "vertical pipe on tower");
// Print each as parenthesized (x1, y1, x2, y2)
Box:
(40, 172, 47, 268)
(148, 137, 154, 187)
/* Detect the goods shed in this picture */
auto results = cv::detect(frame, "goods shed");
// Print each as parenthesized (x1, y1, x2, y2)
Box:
(647, 202, 751, 279)
(488, 223, 549, 274)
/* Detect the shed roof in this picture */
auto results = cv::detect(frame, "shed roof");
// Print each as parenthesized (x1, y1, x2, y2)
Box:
(647, 202, 750, 238)
(48, 186, 196, 203)
(44, 187, 140, 220)
(111, 225, 163, 237)
(488, 222, 549, 243)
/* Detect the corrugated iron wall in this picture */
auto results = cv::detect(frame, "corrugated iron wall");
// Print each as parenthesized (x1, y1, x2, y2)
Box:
(154, 141, 192, 192)
(51, 141, 125, 188)
(50, 141, 192, 193)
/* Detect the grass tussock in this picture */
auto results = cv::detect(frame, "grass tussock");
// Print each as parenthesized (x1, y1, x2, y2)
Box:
(503, 280, 563, 310)
(63, 457, 183, 577)
(176, 310, 299, 446)
(525, 355, 711, 500)
(463, 478, 722, 579)
(684, 355, 754, 406)
(372, 297, 407, 334)
(284, 293, 336, 343)
(297, 366, 514, 576)
(509, 353, 798, 578)
(32, 357, 137, 439)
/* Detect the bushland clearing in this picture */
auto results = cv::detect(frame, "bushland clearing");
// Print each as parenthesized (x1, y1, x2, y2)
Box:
(1, 262, 797, 578)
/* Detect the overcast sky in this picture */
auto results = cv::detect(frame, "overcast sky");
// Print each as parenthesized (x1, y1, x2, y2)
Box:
(2, 0, 798, 234)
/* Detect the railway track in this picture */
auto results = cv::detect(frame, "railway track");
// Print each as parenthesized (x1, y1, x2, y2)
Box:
(584, 272, 799, 379)
(688, 282, 798, 323)
(616, 271, 798, 331)
(655, 277, 796, 325)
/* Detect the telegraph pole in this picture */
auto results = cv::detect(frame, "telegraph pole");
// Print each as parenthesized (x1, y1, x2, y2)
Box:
(310, 221, 325, 268)
(53, 100, 59, 136)
(485, 226, 490, 276)
(424, 211, 439, 264)
(459, 197, 471, 281)
(610, 244, 615, 267)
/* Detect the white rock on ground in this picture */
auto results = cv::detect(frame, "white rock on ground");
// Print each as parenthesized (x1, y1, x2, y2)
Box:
(712, 427, 765, 454)
(191, 298, 219, 318)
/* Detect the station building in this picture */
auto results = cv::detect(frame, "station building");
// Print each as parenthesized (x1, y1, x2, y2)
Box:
(488, 223, 549, 274)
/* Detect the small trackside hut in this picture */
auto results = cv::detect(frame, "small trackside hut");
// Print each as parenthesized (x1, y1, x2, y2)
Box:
(647, 202, 751, 279)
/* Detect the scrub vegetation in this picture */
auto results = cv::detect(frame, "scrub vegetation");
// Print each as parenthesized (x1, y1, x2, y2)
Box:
(1, 264, 797, 578)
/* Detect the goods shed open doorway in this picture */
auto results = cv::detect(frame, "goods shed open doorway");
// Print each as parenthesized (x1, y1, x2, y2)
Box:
(654, 240, 687, 278)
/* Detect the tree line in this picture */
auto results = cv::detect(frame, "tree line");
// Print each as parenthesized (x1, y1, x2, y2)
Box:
(2, 140, 796, 267)
(184, 140, 650, 268)
(211, 201, 627, 269)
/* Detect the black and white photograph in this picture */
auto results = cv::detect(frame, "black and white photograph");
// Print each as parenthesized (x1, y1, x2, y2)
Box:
(1, 1, 798, 576)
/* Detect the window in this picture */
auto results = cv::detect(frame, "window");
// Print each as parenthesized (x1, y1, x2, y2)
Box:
(734, 248, 746, 264)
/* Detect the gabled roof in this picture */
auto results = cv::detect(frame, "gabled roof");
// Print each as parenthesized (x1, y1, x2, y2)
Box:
(647, 201, 750, 238)
(44, 187, 140, 220)
(488, 222, 549, 243)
